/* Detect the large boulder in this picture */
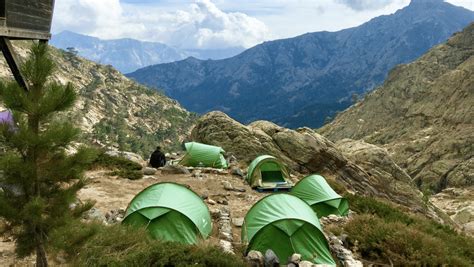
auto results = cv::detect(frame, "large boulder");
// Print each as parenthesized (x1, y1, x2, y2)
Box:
(191, 111, 425, 211)
(336, 139, 423, 210)
(191, 112, 349, 173)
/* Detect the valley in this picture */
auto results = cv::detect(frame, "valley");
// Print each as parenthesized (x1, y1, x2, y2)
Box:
(127, 0, 474, 128)
(0, 0, 473, 266)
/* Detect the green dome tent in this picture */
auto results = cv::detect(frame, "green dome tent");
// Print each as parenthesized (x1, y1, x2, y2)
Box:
(179, 142, 228, 169)
(291, 174, 349, 218)
(246, 155, 292, 189)
(122, 182, 212, 244)
(242, 194, 335, 265)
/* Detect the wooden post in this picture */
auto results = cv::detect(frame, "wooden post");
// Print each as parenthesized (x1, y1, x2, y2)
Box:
(0, 37, 29, 91)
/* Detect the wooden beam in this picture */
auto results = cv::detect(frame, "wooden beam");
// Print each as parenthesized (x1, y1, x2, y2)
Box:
(0, 37, 28, 91)
(0, 26, 50, 40)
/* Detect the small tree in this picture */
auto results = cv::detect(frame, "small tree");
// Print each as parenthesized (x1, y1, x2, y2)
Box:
(66, 47, 78, 57)
(0, 43, 96, 266)
(351, 92, 360, 103)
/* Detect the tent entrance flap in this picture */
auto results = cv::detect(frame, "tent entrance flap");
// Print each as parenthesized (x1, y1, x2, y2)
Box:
(246, 155, 293, 188)
(261, 170, 285, 183)
(260, 162, 285, 183)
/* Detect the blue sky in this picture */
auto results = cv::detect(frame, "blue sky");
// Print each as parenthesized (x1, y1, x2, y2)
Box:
(52, 0, 474, 49)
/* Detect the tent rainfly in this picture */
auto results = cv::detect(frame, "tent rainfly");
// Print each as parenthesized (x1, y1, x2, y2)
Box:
(0, 110, 16, 132)
(122, 182, 212, 244)
(0, 110, 14, 126)
(291, 174, 349, 218)
(246, 155, 292, 189)
(242, 194, 336, 265)
(179, 142, 228, 169)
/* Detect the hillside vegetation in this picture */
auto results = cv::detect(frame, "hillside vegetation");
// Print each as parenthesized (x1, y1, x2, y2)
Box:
(0, 41, 195, 157)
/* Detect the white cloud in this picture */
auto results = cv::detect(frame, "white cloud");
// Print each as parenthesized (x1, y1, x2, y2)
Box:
(335, 0, 396, 11)
(53, 0, 125, 36)
(52, 0, 474, 49)
(211, 0, 412, 38)
(52, 0, 270, 49)
(446, 0, 474, 10)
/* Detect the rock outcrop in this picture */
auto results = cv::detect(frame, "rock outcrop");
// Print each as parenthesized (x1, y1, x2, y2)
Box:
(320, 23, 474, 192)
(430, 187, 474, 235)
(191, 111, 424, 210)
(336, 139, 423, 209)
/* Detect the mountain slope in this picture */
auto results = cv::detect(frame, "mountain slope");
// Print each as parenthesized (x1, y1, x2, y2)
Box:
(0, 41, 195, 156)
(50, 31, 188, 74)
(128, 0, 474, 128)
(320, 23, 474, 192)
(50, 31, 245, 73)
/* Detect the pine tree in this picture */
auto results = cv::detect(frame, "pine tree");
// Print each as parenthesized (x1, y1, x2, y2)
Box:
(0, 43, 96, 266)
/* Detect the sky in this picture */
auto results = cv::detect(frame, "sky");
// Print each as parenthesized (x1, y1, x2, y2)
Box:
(52, 0, 474, 50)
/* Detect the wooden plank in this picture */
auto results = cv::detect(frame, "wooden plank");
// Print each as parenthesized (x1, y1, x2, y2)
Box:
(7, 11, 51, 32)
(0, 37, 29, 90)
(0, 26, 50, 40)
(8, 2, 52, 18)
(8, 0, 53, 14)
(6, 0, 53, 33)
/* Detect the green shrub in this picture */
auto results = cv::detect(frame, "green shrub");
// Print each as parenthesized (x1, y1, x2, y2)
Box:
(345, 194, 414, 224)
(92, 150, 142, 171)
(341, 195, 474, 266)
(90, 149, 143, 179)
(325, 178, 347, 194)
(344, 215, 467, 265)
(52, 222, 246, 267)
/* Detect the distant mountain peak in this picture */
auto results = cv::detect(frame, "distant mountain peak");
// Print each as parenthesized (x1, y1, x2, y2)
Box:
(50, 31, 245, 73)
(127, 1, 473, 128)
(411, 0, 443, 3)
(409, 0, 446, 7)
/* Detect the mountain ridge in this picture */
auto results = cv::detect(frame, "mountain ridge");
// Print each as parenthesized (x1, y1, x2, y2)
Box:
(50, 31, 245, 73)
(320, 22, 474, 192)
(0, 41, 195, 157)
(127, 0, 474, 128)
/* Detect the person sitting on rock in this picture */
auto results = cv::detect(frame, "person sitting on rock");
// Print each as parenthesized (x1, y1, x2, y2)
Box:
(149, 146, 166, 168)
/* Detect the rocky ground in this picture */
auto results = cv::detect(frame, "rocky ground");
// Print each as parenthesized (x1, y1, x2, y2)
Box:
(430, 187, 474, 235)
(78, 168, 263, 235)
(1, 164, 363, 266)
(1, 150, 471, 266)
(0, 167, 264, 266)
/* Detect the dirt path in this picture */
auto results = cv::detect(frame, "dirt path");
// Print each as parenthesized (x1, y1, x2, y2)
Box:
(79, 169, 265, 219)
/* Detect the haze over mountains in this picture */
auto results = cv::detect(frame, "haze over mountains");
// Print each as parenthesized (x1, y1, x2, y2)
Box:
(50, 31, 245, 73)
(127, 0, 474, 128)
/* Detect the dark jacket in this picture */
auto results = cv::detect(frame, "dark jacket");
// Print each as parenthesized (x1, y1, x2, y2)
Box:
(149, 149, 166, 168)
